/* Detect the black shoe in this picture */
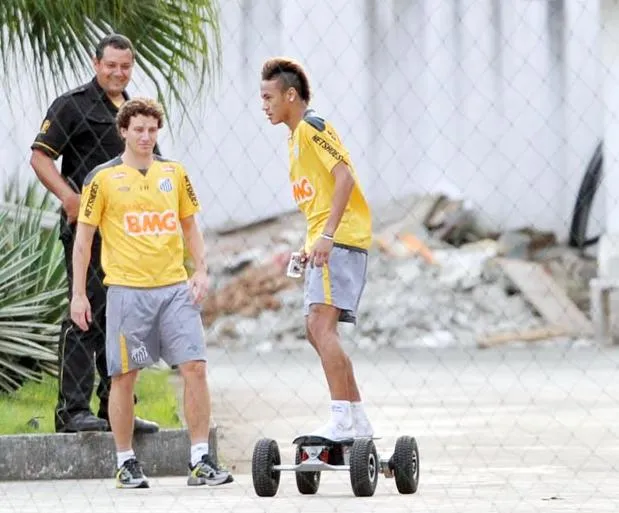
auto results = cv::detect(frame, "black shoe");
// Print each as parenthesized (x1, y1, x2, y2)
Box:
(115, 458, 149, 489)
(187, 454, 233, 486)
(134, 416, 159, 434)
(98, 415, 160, 434)
(57, 411, 109, 433)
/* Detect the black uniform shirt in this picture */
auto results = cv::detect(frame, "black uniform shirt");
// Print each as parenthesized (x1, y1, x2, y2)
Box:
(31, 77, 128, 191)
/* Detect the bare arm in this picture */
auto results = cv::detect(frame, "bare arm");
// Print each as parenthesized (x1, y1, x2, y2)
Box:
(181, 215, 209, 303)
(70, 222, 97, 331)
(30, 149, 80, 222)
(308, 162, 355, 267)
(73, 223, 96, 294)
(30, 149, 74, 200)
(323, 161, 356, 236)
(180, 215, 207, 273)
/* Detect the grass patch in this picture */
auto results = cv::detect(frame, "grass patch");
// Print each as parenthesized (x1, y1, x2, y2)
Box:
(0, 369, 182, 435)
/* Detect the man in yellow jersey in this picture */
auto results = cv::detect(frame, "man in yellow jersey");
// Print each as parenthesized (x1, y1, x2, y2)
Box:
(260, 57, 374, 441)
(70, 98, 233, 489)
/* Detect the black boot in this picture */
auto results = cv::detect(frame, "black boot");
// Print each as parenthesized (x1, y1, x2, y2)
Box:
(57, 411, 109, 433)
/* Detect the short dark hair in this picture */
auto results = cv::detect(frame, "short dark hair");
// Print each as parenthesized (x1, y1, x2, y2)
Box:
(261, 57, 311, 103)
(95, 34, 135, 61)
(117, 98, 164, 132)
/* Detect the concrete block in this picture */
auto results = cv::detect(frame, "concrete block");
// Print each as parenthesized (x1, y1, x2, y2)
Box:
(598, 234, 619, 280)
(0, 427, 217, 481)
(589, 277, 619, 345)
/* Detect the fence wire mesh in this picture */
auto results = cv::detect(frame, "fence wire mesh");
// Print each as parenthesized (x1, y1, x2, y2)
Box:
(1, 0, 618, 512)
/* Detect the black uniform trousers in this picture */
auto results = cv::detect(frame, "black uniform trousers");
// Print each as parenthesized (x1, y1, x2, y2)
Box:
(55, 227, 110, 430)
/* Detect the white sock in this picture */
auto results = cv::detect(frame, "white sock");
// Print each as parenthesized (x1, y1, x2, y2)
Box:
(330, 400, 352, 427)
(191, 442, 209, 466)
(117, 449, 135, 468)
(351, 401, 371, 422)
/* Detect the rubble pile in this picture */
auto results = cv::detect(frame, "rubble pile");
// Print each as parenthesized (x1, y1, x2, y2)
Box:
(201, 262, 295, 325)
(200, 194, 597, 350)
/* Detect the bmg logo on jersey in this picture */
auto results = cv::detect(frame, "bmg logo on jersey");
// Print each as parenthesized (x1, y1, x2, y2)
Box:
(159, 178, 173, 193)
(124, 210, 178, 236)
(292, 176, 315, 205)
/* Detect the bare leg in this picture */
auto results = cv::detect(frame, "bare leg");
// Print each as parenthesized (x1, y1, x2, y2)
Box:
(180, 359, 232, 486)
(306, 304, 361, 402)
(178, 360, 211, 444)
(109, 370, 139, 451)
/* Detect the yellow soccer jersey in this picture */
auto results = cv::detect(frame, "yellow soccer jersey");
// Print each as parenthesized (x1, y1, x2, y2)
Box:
(288, 110, 372, 252)
(77, 155, 200, 287)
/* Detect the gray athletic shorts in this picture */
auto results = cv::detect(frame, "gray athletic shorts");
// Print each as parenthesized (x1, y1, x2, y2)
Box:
(105, 282, 206, 376)
(303, 244, 368, 324)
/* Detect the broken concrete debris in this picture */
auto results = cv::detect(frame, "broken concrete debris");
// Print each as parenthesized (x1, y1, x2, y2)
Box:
(200, 194, 596, 350)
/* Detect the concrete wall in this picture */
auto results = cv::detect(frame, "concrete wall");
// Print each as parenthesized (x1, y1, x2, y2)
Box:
(0, 0, 603, 238)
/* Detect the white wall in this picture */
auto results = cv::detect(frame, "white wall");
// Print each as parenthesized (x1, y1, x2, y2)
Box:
(0, 0, 604, 239)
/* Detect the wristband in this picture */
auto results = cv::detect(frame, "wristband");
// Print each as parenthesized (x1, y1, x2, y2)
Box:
(320, 233, 334, 241)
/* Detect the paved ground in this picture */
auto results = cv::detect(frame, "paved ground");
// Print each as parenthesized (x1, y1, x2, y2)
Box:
(2, 344, 619, 512)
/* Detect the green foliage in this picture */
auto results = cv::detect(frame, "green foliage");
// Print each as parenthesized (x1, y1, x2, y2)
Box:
(0, 0, 222, 116)
(0, 182, 66, 394)
(0, 369, 181, 434)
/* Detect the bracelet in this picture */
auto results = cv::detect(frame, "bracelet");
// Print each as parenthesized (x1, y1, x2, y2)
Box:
(320, 233, 334, 241)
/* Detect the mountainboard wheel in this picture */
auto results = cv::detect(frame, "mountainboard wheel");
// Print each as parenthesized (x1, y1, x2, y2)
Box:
(392, 435, 419, 494)
(295, 445, 321, 495)
(349, 438, 379, 497)
(252, 438, 281, 497)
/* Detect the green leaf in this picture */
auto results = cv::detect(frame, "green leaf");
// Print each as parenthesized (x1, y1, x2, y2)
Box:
(0, 329, 60, 345)
(0, 321, 61, 332)
(0, 0, 222, 118)
(0, 289, 68, 310)
(0, 192, 67, 393)
(0, 339, 56, 360)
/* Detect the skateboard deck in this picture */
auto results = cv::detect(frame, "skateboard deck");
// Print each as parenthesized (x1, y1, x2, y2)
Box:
(293, 435, 381, 446)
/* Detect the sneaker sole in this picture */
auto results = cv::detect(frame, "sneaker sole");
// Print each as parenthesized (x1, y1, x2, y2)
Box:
(116, 480, 150, 489)
(187, 474, 234, 486)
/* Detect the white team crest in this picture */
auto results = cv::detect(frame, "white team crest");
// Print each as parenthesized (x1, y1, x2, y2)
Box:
(159, 178, 173, 192)
(131, 344, 149, 364)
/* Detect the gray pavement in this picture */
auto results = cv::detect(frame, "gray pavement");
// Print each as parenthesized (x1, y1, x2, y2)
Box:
(3, 344, 619, 512)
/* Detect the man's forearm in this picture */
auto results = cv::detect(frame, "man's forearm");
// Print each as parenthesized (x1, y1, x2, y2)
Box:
(30, 150, 74, 202)
(323, 167, 355, 236)
(72, 237, 91, 298)
(187, 224, 208, 274)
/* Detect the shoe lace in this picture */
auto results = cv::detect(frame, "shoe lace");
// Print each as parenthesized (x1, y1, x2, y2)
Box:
(200, 454, 222, 473)
(124, 458, 142, 476)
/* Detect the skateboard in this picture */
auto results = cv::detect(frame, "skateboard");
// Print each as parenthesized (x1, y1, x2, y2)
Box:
(251, 434, 419, 497)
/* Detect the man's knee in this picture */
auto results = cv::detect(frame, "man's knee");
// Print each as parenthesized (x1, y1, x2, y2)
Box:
(306, 305, 338, 342)
(179, 360, 206, 380)
(111, 370, 138, 391)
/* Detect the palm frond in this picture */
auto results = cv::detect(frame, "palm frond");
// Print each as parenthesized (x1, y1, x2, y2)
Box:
(0, 0, 221, 116)
(0, 192, 67, 393)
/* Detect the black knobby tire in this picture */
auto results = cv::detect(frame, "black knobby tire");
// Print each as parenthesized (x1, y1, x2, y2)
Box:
(251, 438, 281, 497)
(569, 140, 603, 250)
(392, 435, 420, 494)
(349, 438, 379, 497)
(294, 445, 321, 495)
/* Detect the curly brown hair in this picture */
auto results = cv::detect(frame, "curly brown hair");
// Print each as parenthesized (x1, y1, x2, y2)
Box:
(261, 57, 311, 103)
(116, 97, 164, 132)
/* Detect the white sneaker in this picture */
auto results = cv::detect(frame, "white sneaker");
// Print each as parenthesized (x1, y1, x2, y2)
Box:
(308, 420, 354, 441)
(354, 420, 374, 438)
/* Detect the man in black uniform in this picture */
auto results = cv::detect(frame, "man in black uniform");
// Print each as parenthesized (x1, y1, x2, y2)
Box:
(30, 34, 159, 434)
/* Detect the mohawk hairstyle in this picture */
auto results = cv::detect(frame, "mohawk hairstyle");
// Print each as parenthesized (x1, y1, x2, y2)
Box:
(261, 57, 311, 103)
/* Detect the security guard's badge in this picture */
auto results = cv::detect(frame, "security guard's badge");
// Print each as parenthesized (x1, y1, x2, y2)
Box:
(40, 119, 51, 134)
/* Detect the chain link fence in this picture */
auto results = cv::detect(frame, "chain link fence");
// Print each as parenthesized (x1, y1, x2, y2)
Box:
(1, 0, 618, 511)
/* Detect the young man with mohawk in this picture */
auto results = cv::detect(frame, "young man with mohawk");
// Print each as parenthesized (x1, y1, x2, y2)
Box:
(260, 57, 374, 441)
